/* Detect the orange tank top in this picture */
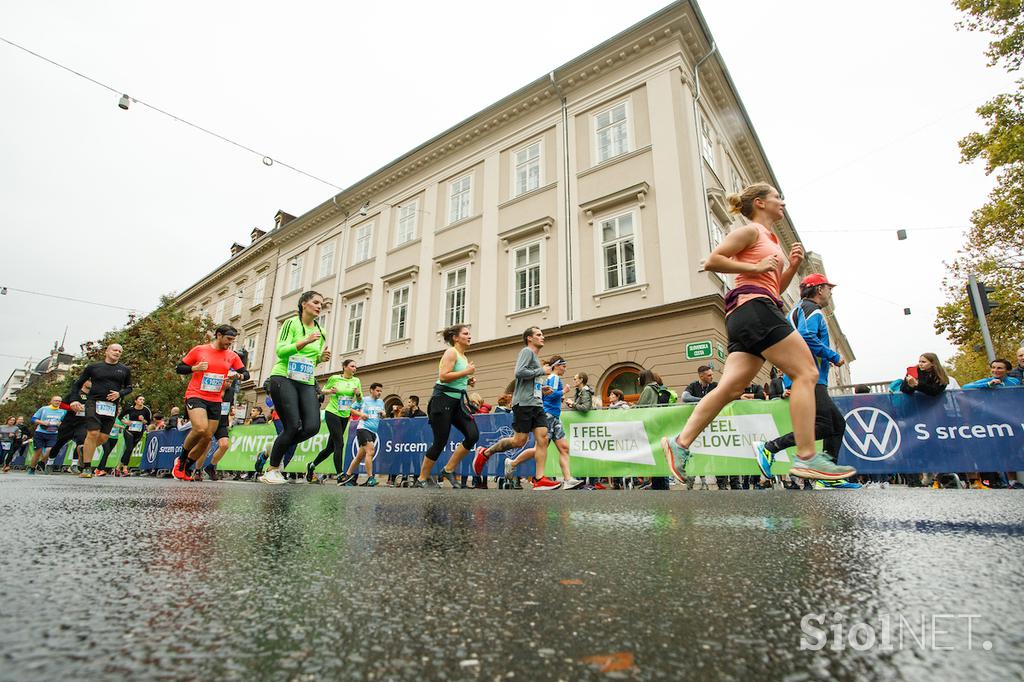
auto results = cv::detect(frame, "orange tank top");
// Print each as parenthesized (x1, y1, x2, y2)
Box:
(731, 223, 788, 312)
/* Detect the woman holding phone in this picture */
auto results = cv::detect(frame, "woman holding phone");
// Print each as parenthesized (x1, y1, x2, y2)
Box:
(899, 353, 949, 396)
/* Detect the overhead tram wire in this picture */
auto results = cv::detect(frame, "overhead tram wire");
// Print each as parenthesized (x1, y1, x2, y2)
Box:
(798, 225, 968, 234)
(0, 35, 344, 192)
(0, 286, 145, 313)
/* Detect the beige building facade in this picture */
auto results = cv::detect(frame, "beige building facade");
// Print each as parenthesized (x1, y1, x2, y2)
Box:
(175, 0, 854, 413)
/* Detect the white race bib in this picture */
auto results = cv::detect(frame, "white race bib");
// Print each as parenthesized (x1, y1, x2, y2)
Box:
(338, 396, 353, 409)
(200, 372, 225, 393)
(221, 402, 231, 415)
(47, 418, 60, 426)
(287, 357, 315, 382)
(1, 442, 10, 451)
(534, 381, 543, 399)
(128, 422, 144, 432)
(110, 427, 122, 438)
(95, 401, 116, 417)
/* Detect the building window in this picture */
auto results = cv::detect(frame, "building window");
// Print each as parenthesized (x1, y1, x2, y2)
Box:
(389, 285, 410, 341)
(710, 214, 726, 251)
(600, 213, 637, 290)
(231, 290, 243, 318)
(288, 255, 304, 292)
(513, 141, 542, 196)
(602, 366, 642, 405)
(346, 301, 364, 351)
(252, 276, 266, 307)
(700, 114, 715, 167)
(443, 267, 468, 326)
(513, 242, 542, 311)
(448, 175, 472, 224)
(729, 163, 744, 195)
(595, 102, 630, 163)
(213, 299, 226, 324)
(315, 311, 330, 333)
(396, 202, 417, 246)
(318, 241, 335, 279)
(244, 336, 257, 359)
(354, 223, 374, 264)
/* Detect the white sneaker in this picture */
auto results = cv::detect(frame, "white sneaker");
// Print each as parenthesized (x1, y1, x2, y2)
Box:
(503, 457, 515, 478)
(563, 477, 583, 490)
(259, 469, 287, 485)
(879, 481, 889, 489)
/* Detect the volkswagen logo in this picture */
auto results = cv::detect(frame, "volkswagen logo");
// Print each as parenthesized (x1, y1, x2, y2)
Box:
(843, 407, 901, 461)
(145, 435, 158, 464)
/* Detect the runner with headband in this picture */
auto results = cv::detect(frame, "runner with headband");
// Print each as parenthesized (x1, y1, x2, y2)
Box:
(174, 325, 244, 482)
(661, 183, 855, 483)
(413, 324, 478, 488)
(260, 290, 331, 484)
(308, 358, 361, 484)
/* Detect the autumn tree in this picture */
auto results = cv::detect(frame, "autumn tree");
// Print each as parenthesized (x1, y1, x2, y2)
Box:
(936, 1, 1024, 382)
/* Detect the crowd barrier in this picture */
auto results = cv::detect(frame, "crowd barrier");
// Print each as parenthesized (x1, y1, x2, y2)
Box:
(134, 389, 1024, 477)
(15, 437, 145, 469)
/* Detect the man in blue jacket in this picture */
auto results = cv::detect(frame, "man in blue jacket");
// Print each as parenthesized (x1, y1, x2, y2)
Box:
(753, 274, 858, 489)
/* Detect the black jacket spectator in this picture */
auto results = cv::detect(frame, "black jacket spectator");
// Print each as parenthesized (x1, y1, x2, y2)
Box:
(900, 369, 947, 397)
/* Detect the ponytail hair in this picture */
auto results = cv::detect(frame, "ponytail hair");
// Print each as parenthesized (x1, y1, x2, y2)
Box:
(726, 182, 774, 219)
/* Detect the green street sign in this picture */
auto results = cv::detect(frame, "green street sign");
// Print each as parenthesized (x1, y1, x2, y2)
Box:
(716, 343, 726, 361)
(685, 340, 713, 360)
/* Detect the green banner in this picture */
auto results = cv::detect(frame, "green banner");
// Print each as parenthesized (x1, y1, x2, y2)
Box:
(217, 423, 337, 474)
(19, 435, 145, 468)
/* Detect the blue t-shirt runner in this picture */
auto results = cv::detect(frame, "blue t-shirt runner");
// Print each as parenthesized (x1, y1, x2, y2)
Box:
(356, 398, 385, 434)
(33, 406, 67, 433)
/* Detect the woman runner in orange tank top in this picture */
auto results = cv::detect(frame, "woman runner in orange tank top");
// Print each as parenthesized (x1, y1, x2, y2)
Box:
(660, 183, 855, 482)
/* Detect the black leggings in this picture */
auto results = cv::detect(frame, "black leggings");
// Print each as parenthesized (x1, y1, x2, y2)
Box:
(47, 421, 86, 466)
(1, 444, 15, 467)
(766, 384, 847, 457)
(312, 411, 348, 473)
(424, 393, 479, 462)
(266, 375, 321, 468)
(120, 430, 141, 466)
(97, 438, 118, 469)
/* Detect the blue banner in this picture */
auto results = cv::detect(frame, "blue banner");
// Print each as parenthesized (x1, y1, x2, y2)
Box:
(833, 389, 1024, 473)
(140, 429, 216, 471)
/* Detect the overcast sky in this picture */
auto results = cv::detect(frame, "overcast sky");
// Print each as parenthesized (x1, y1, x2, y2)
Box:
(0, 0, 1013, 388)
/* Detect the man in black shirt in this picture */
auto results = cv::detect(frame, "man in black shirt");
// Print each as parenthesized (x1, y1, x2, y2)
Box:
(71, 343, 133, 478)
(117, 395, 152, 476)
(404, 395, 426, 418)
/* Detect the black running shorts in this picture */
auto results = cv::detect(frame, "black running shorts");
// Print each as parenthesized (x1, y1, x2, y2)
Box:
(726, 297, 795, 359)
(512, 405, 547, 435)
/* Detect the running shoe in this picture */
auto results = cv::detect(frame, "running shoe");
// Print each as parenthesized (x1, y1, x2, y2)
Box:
(70, 465, 80, 475)
(813, 479, 863, 490)
(440, 470, 461, 488)
(305, 462, 316, 484)
(472, 447, 491, 476)
(27, 467, 34, 476)
(660, 437, 691, 483)
(204, 464, 219, 481)
(563, 477, 584, 490)
(789, 453, 856, 481)
(172, 458, 190, 481)
(532, 477, 562, 491)
(361, 476, 378, 487)
(336, 473, 352, 487)
(753, 440, 774, 479)
(191, 468, 204, 482)
(79, 470, 93, 478)
(95, 469, 107, 477)
(259, 469, 288, 485)
(503, 457, 516, 479)
(1, 466, 8, 474)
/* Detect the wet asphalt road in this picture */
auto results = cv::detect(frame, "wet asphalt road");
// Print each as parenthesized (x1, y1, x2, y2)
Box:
(1, 474, 1022, 681)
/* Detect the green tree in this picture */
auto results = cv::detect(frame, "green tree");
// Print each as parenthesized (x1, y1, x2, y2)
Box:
(0, 371, 71, 424)
(937, 1, 1024, 380)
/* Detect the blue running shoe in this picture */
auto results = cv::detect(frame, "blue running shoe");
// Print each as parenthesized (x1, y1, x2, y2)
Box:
(813, 479, 863, 490)
(660, 437, 691, 483)
(753, 440, 774, 479)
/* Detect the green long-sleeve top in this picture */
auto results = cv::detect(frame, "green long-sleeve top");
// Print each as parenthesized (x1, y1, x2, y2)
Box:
(271, 316, 325, 385)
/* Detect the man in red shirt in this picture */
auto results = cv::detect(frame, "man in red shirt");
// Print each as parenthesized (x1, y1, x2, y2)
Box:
(174, 325, 246, 481)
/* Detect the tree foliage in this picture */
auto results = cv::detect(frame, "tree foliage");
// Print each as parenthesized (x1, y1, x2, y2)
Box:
(937, 1, 1024, 381)
(0, 295, 210, 423)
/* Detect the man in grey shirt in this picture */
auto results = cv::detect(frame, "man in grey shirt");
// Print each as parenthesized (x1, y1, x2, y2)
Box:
(473, 326, 562, 491)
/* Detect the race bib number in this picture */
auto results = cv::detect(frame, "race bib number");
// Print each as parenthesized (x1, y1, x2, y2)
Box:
(534, 381, 543, 399)
(47, 418, 60, 426)
(200, 372, 225, 393)
(95, 401, 116, 417)
(338, 396, 354, 409)
(110, 427, 122, 438)
(221, 402, 231, 415)
(128, 422, 144, 432)
(1, 442, 10, 451)
(287, 357, 314, 382)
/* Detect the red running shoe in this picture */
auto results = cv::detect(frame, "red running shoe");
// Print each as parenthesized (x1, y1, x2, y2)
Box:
(172, 458, 190, 481)
(532, 477, 563, 491)
(472, 446, 491, 476)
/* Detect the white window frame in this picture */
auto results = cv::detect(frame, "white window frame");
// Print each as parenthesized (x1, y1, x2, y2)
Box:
(231, 289, 243, 318)
(700, 113, 716, 168)
(447, 174, 473, 225)
(288, 255, 304, 292)
(353, 223, 374, 264)
(597, 210, 643, 292)
(244, 335, 258, 359)
(213, 299, 226, 324)
(710, 214, 727, 252)
(512, 140, 543, 197)
(318, 240, 336, 279)
(441, 265, 469, 327)
(396, 202, 418, 246)
(728, 162, 744, 195)
(389, 284, 411, 342)
(346, 301, 365, 352)
(510, 240, 544, 313)
(593, 101, 632, 164)
(252, 276, 266, 307)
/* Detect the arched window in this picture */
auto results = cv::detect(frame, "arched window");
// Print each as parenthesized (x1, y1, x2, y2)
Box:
(383, 394, 404, 418)
(601, 365, 642, 405)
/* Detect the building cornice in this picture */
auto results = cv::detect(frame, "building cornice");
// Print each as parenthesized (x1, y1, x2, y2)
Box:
(176, 236, 277, 305)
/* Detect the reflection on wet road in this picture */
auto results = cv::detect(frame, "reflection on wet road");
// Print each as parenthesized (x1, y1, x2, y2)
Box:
(1, 475, 1022, 680)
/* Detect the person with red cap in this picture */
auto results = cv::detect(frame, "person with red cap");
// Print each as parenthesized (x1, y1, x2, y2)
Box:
(752, 272, 859, 489)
